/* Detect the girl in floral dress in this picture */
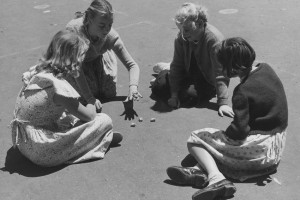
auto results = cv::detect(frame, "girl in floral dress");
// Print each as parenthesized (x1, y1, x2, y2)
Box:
(11, 30, 122, 167)
(166, 37, 288, 200)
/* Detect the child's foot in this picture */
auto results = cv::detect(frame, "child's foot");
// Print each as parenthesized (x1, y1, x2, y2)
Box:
(192, 179, 236, 200)
(153, 62, 170, 73)
(110, 132, 123, 146)
(166, 166, 208, 188)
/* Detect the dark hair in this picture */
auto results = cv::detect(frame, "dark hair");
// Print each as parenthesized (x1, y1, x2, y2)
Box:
(216, 37, 256, 77)
(82, 0, 113, 26)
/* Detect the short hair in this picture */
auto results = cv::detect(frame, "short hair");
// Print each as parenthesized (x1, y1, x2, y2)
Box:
(37, 30, 88, 78)
(216, 37, 256, 77)
(174, 3, 208, 27)
(83, 0, 114, 25)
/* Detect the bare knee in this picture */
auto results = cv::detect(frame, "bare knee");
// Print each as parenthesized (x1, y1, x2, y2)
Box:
(187, 142, 205, 153)
(187, 142, 195, 153)
(96, 113, 113, 129)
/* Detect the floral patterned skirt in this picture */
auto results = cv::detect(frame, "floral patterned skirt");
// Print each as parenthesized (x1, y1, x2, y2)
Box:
(14, 113, 113, 167)
(187, 128, 287, 181)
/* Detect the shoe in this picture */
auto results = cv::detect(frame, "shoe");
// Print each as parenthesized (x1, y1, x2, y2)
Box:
(166, 166, 208, 188)
(110, 132, 123, 146)
(153, 62, 170, 73)
(192, 179, 236, 200)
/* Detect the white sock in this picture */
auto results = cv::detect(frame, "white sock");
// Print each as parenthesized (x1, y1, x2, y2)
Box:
(208, 172, 226, 186)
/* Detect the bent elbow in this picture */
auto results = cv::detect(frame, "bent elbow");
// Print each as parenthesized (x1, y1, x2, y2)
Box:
(86, 111, 97, 121)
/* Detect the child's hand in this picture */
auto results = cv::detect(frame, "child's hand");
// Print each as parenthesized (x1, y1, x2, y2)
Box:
(22, 71, 31, 85)
(94, 99, 103, 113)
(128, 85, 142, 101)
(168, 96, 180, 109)
(22, 65, 38, 85)
(87, 97, 102, 113)
(218, 105, 234, 118)
(22, 71, 36, 85)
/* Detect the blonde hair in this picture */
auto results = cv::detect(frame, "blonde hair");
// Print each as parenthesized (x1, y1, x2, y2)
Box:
(174, 3, 208, 27)
(35, 30, 87, 78)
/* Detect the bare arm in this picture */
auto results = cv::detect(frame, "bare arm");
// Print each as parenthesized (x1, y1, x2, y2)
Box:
(112, 34, 139, 86)
(53, 93, 96, 122)
(74, 67, 103, 111)
(112, 36, 142, 100)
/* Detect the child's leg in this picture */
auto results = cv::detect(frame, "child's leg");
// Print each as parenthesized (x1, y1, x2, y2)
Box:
(187, 143, 225, 185)
(188, 61, 216, 101)
(186, 130, 237, 199)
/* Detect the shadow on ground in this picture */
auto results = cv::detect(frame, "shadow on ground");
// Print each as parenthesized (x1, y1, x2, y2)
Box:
(164, 154, 276, 189)
(149, 72, 219, 113)
(120, 97, 139, 120)
(0, 147, 67, 177)
(150, 92, 219, 113)
(94, 95, 140, 121)
(100, 95, 127, 103)
(1, 144, 122, 177)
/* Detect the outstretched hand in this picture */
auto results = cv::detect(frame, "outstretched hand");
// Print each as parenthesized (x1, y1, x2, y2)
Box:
(94, 99, 103, 113)
(120, 98, 138, 120)
(128, 85, 143, 101)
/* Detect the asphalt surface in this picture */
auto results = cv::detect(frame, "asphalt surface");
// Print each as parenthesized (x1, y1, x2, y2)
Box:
(0, 0, 299, 199)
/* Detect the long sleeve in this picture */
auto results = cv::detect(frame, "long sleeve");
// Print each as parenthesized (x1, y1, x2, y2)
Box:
(169, 37, 186, 94)
(112, 37, 139, 86)
(225, 90, 251, 140)
(226, 64, 288, 139)
(210, 45, 229, 105)
(204, 25, 229, 105)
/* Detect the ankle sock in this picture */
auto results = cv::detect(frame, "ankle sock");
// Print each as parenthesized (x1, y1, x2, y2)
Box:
(208, 172, 226, 186)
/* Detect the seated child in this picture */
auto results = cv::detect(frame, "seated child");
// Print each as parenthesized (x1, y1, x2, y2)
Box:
(66, 0, 142, 112)
(151, 3, 233, 117)
(11, 30, 122, 167)
(166, 37, 288, 200)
